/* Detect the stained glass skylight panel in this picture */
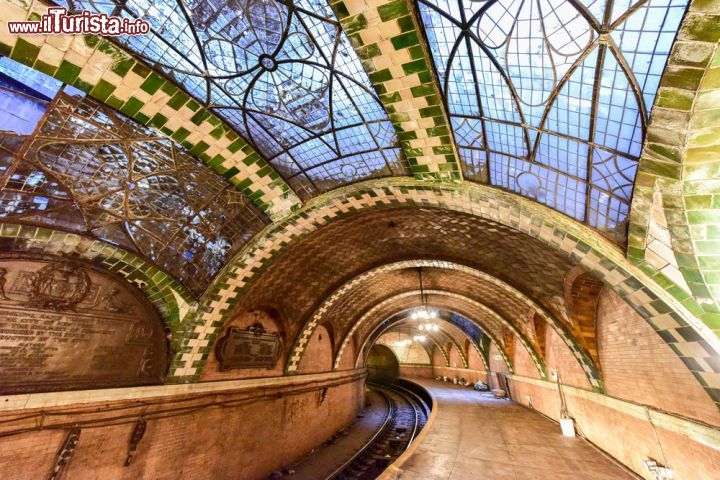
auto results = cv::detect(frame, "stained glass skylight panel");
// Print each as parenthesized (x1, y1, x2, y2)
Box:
(0, 57, 269, 296)
(418, 0, 689, 243)
(59, 0, 410, 200)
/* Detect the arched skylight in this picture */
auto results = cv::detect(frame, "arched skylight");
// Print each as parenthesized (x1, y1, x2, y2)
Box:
(417, 0, 688, 243)
(59, 0, 410, 199)
(0, 57, 269, 295)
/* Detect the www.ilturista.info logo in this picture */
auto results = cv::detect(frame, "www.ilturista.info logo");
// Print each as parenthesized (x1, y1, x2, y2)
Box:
(7, 7, 150, 36)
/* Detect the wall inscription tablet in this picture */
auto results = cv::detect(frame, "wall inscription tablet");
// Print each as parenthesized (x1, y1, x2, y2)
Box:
(215, 324, 282, 370)
(0, 258, 168, 394)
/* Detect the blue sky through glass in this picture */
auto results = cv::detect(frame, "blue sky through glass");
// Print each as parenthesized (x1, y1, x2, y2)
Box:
(59, 0, 409, 199)
(418, 0, 688, 243)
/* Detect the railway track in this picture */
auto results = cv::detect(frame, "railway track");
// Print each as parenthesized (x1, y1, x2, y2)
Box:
(323, 382, 430, 480)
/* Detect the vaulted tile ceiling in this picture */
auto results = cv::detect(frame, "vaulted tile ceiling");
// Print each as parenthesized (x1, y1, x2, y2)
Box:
(0, 0, 691, 294)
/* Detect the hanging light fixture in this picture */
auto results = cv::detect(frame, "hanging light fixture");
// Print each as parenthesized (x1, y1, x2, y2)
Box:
(410, 267, 437, 327)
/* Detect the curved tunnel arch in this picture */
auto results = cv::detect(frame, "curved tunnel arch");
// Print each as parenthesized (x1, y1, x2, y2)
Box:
(376, 317, 470, 368)
(350, 304, 515, 375)
(180, 179, 719, 405)
(284, 258, 560, 368)
(284, 258, 588, 385)
(371, 314, 489, 374)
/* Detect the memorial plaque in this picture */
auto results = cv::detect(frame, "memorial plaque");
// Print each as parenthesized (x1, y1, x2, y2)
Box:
(215, 324, 282, 370)
(0, 257, 168, 394)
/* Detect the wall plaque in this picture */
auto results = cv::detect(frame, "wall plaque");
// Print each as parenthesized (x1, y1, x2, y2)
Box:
(0, 257, 168, 394)
(215, 323, 281, 371)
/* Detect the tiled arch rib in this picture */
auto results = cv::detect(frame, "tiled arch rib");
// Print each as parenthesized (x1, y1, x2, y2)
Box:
(283, 261, 560, 382)
(425, 322, 469, 368)
(427, 337, 450, 366)
(376, 319, 468, 367)
(330, 0, 463, 181)
(0, 0, 299, 219)
(178, 179, 719, 405)
(340, 289, 549, 380)
(0, 223, 195, 337)
(353, 298, 513, 373)
(629, 0, 720, 313)
(442, 314, 491, 372)
(429, 328, 468, 367)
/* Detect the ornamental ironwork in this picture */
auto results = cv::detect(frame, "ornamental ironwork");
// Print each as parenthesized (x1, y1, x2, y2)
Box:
(417, 0, 688, 243)
(58, 0, 410, 199)
(0, 58, 269, 296)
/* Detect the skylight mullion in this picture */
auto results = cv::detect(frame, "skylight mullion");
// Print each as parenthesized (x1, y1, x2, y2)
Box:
(485, 148, 588, 183)
(584, 43, 607, 224)
(0, 84, 66, 192)
(463, 35, 492, 183)
(292, 10, 341, 157)
(116, 3, 205, 76)
(609, 0, 650, 29)
(176, 0, 210, 73)
(605, 39, 648, 127)
(463, 30, 533, 155)
(332, 76, 396, 171)
(562, 0, 604, 32)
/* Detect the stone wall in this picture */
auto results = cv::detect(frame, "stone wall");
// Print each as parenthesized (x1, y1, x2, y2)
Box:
(504, 286, 720, 479)
(399, 364, 434, 379)
(544, 325, 592, 390)
(513, 337, 541, 379)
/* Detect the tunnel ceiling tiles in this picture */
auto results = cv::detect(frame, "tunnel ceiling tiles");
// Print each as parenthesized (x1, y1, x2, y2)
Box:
(237, 208, 575, 333)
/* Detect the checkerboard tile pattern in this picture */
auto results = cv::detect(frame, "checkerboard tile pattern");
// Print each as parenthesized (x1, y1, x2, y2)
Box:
(329, 0, 462, 182)
(629, 0, 720, 319)
(178, 180, 720, 402)
(0, 0, 299, 219)
(0, 223, 195, 338)
(284, 260, 564, 381)
(336, 288, 551, 381)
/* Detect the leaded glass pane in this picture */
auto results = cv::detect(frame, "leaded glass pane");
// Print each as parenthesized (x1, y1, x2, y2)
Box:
(59, 0, 410, 200)
(418, 0, 689, 244)
(0, 57, 269, 296)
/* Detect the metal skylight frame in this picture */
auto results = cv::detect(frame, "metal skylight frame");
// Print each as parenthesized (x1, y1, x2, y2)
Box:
(57, 0, 410, 200)
(415, 0, 688, 243)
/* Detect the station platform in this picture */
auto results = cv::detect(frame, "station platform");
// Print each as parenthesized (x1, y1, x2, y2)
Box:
(388, 380, 633, 480)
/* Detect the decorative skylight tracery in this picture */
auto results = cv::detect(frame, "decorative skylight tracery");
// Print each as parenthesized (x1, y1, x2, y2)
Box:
(0, 58, 269, 296)
(58, 0, 410, 200)
(418, 0, 688, 243)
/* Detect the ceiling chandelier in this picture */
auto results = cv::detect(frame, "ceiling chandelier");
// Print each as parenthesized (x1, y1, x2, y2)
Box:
(410, 267, 438, 329)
